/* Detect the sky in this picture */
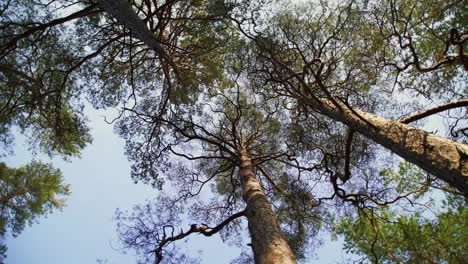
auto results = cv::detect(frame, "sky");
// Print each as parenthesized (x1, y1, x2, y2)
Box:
(1, 1, 461, 263)
(4, 106, 349, 264)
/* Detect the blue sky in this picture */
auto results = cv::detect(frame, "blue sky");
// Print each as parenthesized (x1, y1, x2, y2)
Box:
(4, 107, 347, 264)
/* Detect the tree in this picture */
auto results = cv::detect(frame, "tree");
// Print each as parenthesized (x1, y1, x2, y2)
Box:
(93, 0, 174, 67)
(0, 0, 466, 263)
(335, 163, 467, 263)
(228, 0, 467, 194)
(0, 0, 95, 157)
(0, 0, 231, 157)
(115, 82, 324, 263)
(0, 161, 70, 263)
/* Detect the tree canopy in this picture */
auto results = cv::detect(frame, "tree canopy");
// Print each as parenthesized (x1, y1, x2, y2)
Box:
(0, 161, 70, 263)
(0, 0, 466, 263)
(335, 163, 467, 263)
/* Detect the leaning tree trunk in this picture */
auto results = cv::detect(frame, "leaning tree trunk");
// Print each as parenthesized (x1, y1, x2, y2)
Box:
(94, 0, 173, 63)
(239, 148, 297, 264)
(305, 98, 468, 195)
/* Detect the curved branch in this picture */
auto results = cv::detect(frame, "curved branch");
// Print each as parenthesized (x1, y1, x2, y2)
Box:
(199, 210, 246, 236)
(152, 210, 246, 263)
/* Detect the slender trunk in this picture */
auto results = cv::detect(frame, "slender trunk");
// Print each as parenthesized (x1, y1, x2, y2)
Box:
(306, 98, 468, 195)
(239, 149, 297, 264)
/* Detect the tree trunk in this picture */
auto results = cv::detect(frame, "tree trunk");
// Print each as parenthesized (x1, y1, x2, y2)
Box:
(305, 98, 468, 195)
(94, 0, 172, 62)
(239, 148, 297, 264)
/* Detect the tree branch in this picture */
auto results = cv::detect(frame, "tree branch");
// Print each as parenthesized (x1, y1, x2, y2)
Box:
(152, 210, 246, 263)
(342, 129, 354, 183)
(0, 4, 99, 57)
(95, 0, 177, 70)
(401, 99, 468, 124)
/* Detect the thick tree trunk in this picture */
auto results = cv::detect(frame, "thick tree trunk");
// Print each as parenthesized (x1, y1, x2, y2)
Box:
(94, 0, 172, 63)
(306, 98, 468, 195)
(239, 149, 297, 264)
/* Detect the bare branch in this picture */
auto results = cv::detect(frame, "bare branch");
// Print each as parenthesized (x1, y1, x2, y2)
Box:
(401, 100, 468, 124)
(152, 210, 246, 263)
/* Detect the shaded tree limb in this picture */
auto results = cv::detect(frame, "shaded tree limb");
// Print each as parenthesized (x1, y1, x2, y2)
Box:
(152, 210, 246, 263)
(342, 129, 354, 183)
(256, 164, 287, 196)
(95, 0, 177, 71)
(329, 168, 431, 207)
(0, 4, 99, 57)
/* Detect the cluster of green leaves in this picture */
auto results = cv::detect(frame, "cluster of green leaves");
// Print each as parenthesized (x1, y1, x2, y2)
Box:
(0, 0, 92, 158)
(114, 0, 466, 262)
(336, 196, 467, 263)
(335, 163, 467, 263)
(1, 0, 466, 263)
(354, 0, 466, 98)
(380, 161, 427, 194)
(0, 2, 87, 261)
(74, 0, 236, 109)
(0, 161, 70, 263)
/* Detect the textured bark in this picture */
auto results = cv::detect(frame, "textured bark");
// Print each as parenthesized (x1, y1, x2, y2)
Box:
(239, 149, 297, 264)
(94, 0, 172, 64)
(306, 98, 468, 195)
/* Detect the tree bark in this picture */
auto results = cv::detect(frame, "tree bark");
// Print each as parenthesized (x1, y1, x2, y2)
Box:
(239, 148, 297, 264)
(94, 0, 173, 64)
(305, 98, 468, 195)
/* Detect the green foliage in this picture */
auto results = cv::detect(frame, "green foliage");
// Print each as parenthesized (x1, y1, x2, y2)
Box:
(336, 197, 467, 263)
(76, 0, 236, 108)
(30, 105, 92, 158)
(380, 162, 426, 194)
(2, 0, 466, 263)
(335, 163, 467, 264)
(0, 161, 70, 262)
(0, 161, 70, 235)
(276, 181, 323, 260)
(355, 0, 466, 98)
(0, 0, 92, 158)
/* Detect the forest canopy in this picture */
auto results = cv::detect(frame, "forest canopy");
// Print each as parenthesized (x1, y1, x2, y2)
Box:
(0, 0, 467, 263)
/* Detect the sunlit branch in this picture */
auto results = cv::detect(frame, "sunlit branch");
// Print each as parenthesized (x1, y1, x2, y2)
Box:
(400, 100, 468, 124)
